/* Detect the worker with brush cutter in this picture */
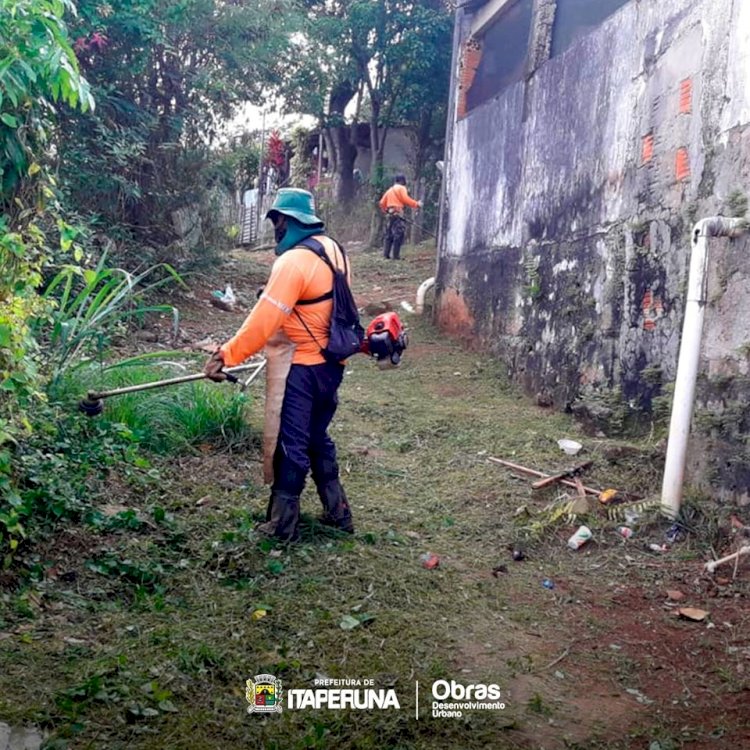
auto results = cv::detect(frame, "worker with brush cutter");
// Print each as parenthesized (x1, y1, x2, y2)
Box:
(378, 174, 422, 260)
(204, 188, 359, 542)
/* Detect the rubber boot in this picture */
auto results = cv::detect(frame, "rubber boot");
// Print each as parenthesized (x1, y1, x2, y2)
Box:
(257, 490, 301, 542)
(317, 479, 354, 533)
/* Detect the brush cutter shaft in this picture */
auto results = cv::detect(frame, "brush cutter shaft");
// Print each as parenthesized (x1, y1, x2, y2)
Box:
(87, 362, 264, 400)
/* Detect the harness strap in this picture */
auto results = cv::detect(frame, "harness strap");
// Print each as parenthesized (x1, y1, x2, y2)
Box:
(296, 290, 333, 306)
(292, 236, 347, 351)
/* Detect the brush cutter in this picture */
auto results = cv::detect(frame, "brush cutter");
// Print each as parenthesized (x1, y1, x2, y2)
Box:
(78, 360, 266, 417)
(362, 311, 408, 367)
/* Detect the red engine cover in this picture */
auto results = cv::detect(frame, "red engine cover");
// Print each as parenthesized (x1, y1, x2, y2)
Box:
(366, 311, 404, 340)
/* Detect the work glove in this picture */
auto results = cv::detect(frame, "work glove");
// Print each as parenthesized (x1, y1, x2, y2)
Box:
(204, 349, 227, 382)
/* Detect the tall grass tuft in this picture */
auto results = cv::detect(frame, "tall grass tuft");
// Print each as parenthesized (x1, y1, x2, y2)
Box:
(56, 360, 257, 454)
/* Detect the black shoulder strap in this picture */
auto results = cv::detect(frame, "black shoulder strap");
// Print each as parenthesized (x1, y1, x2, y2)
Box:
(297, 236, 349, 277)
(294, 236, 347, 307)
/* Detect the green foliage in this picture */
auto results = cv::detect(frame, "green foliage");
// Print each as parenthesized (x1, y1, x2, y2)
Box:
(0, 403, 141, 559)
(36, 255, 183, 381)
(1, 0, 94, 437)
(58, 0, 296, 253)
(0, 0, 93, 202)
(279, 1, 451, 206)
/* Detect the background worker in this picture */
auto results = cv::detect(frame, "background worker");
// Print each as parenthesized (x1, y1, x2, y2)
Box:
(378, 174, 422, 260)
(204, 188, 354, 542)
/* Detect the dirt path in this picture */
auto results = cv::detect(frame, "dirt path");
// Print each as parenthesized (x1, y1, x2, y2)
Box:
(0, 245, 748, 749)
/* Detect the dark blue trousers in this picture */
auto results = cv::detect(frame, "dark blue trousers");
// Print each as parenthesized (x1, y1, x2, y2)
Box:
(272, 362, 345, 497)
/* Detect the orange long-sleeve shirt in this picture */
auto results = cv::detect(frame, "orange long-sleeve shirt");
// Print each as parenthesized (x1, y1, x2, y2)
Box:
(220, 236, 350, 367)
(379, 184, 420, 214)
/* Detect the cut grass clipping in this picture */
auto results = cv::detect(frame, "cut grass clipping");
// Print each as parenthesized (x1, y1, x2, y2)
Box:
(58, 360, 256, 453)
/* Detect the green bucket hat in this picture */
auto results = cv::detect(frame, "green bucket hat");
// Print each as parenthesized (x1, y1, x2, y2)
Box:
(266, 188, 324, 226)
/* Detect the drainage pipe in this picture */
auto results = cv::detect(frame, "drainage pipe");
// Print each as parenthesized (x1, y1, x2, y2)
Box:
(415, 277, 435, 315)
(661, 217, 748, 519)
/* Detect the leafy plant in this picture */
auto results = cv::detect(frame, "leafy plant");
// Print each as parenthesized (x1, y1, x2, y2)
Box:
(36, 255, 184, 381)
(1, 403, 141, 561)
(58, 0, 296, 254)
(1, 0, 93, 201)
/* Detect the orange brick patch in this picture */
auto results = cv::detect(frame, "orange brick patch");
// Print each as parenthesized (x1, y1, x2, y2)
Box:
(642, 289, 664, 331)
(642, 134, 654, 164)
(457, 36, 483, 119)
(679, 78, 693, 114)
(675, 148, 690, 181)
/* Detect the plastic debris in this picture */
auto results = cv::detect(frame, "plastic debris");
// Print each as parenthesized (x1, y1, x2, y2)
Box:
(557, 438, 582, 456)
(542, 579, 555, 590)
(511, 548, 526, 561)
(491, 564, 508, 577)
(624, 509, 641, 526)
(616, 526, 634, 540)
(420, 552, 440, 570)
(665, 523, 686, 544)
(567, 525, 593, 550)
(210, 284, 237, 312)
(599, 488, 620, 505)
(647, 543, 669, 554)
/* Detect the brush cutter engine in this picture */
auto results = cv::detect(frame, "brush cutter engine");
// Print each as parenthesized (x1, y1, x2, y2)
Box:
(363, 312, 408, 367)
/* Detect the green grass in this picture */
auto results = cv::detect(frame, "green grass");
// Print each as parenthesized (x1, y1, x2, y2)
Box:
(1, 245, 748, 749)
(53, 360, 256, 454)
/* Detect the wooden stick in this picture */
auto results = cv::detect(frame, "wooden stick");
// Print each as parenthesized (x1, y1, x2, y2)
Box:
(531, 461, 592, 490)
(487, 457, 602, 497)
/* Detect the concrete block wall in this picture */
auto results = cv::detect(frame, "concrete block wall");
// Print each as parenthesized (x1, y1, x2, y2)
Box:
(437, 0, 750, 501)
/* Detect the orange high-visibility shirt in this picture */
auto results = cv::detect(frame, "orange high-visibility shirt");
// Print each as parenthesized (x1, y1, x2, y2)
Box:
(220, 235, 350, 367)
(379, 184, 419, 214)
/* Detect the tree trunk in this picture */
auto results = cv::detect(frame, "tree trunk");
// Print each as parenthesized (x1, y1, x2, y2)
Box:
(409, 110, 431, 245)
(332, 125, 357, 205)
(327, 81, 358, 207)
(367, 116, 388, 248)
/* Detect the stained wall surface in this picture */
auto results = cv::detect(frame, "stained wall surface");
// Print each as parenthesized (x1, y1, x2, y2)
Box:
(438, 0, 750, 499)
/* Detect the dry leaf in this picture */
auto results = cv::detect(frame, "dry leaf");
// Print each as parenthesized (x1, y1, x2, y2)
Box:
(195, 496, 215, 507)
(678, 607, 709, 622)
(666, 589, 685, 602)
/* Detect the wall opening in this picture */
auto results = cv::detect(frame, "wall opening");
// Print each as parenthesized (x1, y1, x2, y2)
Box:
(551, 0, 631, 58)
(465, 0, 533, 113)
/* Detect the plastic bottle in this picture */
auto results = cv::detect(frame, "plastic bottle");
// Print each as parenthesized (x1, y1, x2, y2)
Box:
(567, 525, 593, 550)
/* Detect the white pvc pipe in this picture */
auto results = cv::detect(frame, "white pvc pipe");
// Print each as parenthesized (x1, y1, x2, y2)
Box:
(661, 217, 747, 519)
(416, 277, 435, 315)
(705, 545, 750, 574)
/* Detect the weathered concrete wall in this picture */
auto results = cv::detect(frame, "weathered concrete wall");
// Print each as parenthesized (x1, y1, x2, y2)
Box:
(438, 0, 750, 500)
